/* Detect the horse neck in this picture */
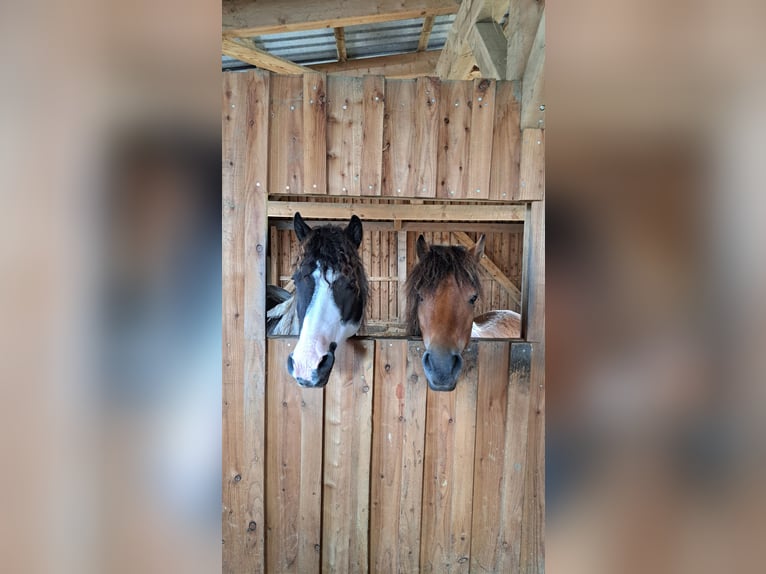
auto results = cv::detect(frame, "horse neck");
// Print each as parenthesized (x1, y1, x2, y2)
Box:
(267, 294, 301, 335)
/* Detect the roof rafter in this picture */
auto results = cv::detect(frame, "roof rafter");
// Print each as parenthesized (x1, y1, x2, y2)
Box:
(222, 38, 311, 74)
(223, 0, 459, 37)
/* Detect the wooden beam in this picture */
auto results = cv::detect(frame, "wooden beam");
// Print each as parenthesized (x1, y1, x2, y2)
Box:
(520, 10, 545, 129)
(436, 0, 508, 79)
(223, 0, 460, 37)
(417, 15, 436, 52)
(506, 0, 544, 81)
(267, 201, 526, 221)
(222, 38, 310, 74)
(334, 27, 347, 62)
(313, 50, 440, 78)
(453, 231, 521, 304)
(469, 21, 508, 79)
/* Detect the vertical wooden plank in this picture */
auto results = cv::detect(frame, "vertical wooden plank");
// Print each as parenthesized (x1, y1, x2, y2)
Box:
(518, 129, 545, 201)
(370, 340, 427, 572)
(269, 74, 304, 195)
(269, 224, 279, 285)
(470, 342, 532, 573)
(519, 343, 544, 574)
(382, 79, 416, 197)
(467, 78, 496, 200)
(379, 231, 389, 322)
(413, 76, 441, 198)
(361, 76, 385, 196)
(327, 76, 364, 196)
(303, 72, 327, 194)
(322, 339, 375, 573)
(266, 339, 324, 574)
(397, 231, 408, 322)
(521, 199, 544, 341)
(389, 231, 398, 320)
(420, 342, 479, 573)
(223, 69, 270, 574)
(489, 81, 521, 201)
(437, 81, 473, 200)
(361, 229, 373, 319)
(222, 71, 247, 574)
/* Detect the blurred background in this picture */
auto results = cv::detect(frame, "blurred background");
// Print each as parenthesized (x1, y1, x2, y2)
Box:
(0, 0, 765, 572)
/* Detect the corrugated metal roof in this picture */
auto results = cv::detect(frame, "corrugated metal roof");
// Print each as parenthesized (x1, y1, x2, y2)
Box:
(222, 14, 455, 71)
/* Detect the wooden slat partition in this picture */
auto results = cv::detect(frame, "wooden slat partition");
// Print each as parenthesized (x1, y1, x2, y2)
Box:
(382, 80, 416, 197)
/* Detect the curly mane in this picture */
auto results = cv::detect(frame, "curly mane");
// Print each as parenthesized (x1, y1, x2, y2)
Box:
(404, 244, 483, 336)
(294, 224, 369, 325)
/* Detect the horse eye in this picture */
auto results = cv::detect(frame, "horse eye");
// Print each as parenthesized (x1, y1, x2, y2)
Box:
(469, 294, 478, 305)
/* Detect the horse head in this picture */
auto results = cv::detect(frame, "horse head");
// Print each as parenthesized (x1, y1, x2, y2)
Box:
(286, 212, 367, 388)
(405, 234, 485, 391)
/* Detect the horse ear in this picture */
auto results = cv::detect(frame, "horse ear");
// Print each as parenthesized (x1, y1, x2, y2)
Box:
(416, 234, 430, 260)
(345, 215, 363, 248)
(294, 212, 312, 242)
(471, 234, 486, 261)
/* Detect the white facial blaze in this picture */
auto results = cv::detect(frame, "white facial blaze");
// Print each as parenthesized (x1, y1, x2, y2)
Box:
(291, 267, 361, 381)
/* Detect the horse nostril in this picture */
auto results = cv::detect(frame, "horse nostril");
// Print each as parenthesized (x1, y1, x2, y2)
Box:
(316, 351, 335, 380)
(423, 351, 432, 370)
(287, 354, 295, 376)
(451, 353, 463, 376)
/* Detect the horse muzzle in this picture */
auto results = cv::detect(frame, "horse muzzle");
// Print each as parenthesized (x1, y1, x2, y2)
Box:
(422, 348, 463, 391)
(287, 343, 337, 388)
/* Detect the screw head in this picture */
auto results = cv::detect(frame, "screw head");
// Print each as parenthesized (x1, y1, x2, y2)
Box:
(539, 104, 545, 111)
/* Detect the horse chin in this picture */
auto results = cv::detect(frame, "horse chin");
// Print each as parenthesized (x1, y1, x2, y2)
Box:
(426, 377, 458, 392)
(295, 376, 330, 389)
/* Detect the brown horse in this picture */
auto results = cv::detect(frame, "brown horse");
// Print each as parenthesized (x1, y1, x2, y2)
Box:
(405, 234, 520, 391)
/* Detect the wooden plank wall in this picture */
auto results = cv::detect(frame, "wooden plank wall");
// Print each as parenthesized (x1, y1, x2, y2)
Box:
(223, 70, 545, 573)
(256, 338, 533, 574)
(258, 72, 525, 200)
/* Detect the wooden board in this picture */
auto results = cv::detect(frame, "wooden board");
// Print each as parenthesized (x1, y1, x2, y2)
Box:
(269, 75, 304, 195)
(522, 199, 545, 341)
(490, 81, 521, 201)
(518, 129, 545, 201)
(222, 69, 270, 574)
(266, 339, 324, 573)
(382, 80, 416, 197)
(437, 81, 473, 200)
(467, 78, 496, 200)
(370, 340, 428, 572)
(303, 72, 327, 194)
(267, 201, 526, 222)
(360, 76, 385, 195)
(327, 76, 363, 196)
(519, 342, 545, 574)
(413, 76, 441, 198)
(322, 339, 375, 573)
(420, 341, 479, 573)
(470, 342, 531, 572)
